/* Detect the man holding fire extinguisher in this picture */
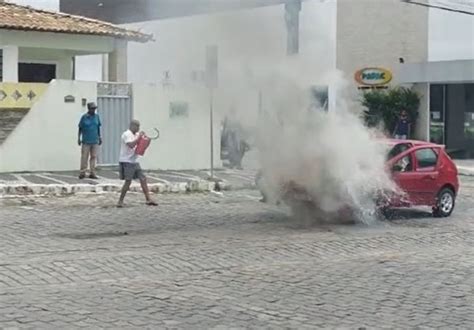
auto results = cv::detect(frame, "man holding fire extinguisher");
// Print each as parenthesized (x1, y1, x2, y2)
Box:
(117, 120, 158, 208)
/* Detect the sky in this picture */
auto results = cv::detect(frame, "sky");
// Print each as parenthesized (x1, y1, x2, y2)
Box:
(6, 0, 474, 61)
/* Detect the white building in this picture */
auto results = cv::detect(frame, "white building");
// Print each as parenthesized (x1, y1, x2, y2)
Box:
(0, 3, 205, 173)
(0, 1, 227, 173)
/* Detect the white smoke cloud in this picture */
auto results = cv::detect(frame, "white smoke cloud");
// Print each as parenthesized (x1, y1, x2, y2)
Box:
(131, 0, 397, 224)
(249, 60, 397, 224)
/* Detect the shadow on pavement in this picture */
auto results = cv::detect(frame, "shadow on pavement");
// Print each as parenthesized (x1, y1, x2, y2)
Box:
(384, 208, 433, 221)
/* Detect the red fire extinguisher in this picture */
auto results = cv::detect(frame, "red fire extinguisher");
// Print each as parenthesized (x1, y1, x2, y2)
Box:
(135, 128, 160, 156)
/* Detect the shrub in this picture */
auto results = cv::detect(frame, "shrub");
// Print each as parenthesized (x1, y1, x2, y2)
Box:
(362, 87, 420, 135)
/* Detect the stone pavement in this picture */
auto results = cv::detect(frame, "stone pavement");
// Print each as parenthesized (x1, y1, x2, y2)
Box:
(0, 167, 257, 197)
(1, 177, 474, 328)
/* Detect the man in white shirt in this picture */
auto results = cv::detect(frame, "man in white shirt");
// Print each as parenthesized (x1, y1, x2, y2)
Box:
(117, 120, 157, 208)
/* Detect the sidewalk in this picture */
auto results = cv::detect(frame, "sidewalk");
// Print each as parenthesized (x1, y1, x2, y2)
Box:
(455, 160, 474, 177)
(1, 159, 471, 197)
(0, 168, 258, 197)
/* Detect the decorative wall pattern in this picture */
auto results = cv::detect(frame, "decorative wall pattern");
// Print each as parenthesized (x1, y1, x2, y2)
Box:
(0, 83, 48, 109)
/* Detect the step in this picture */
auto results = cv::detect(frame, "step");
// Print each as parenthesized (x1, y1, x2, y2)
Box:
(0, 108, 29, 144)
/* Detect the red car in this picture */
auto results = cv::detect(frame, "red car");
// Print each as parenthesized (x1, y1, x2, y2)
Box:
(260, 139, 460, 219)
(384, 139, 459, 217)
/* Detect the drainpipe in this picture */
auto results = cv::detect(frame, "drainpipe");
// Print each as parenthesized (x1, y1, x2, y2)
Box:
(72, 56, 76, 80)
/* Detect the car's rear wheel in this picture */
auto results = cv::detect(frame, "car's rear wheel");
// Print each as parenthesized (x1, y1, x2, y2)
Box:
(433, 188, 455, 218)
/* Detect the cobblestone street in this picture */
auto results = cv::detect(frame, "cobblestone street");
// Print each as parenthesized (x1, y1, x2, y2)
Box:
(1, 178, 474, 329)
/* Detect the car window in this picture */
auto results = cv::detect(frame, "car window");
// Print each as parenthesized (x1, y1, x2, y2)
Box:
(393, 155, 413, 172)
(415, 148, 438, 169)
(387, 143, 411, 160)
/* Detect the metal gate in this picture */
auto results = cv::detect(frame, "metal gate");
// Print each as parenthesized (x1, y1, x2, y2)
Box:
(97, 83, 133, 166)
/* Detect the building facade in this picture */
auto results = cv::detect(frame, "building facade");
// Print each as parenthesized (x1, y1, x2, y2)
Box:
(399, 60, 474, 159)
(60, 0, 474, 160)
(61, 0, 429, 109)
(336, 0, 429, 95)
(336, 0, 429, 141)
(0, 2, 155, 172)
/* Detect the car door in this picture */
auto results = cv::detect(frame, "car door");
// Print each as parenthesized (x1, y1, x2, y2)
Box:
(412, 147, 441, 205)
(391, 152, 420, 205)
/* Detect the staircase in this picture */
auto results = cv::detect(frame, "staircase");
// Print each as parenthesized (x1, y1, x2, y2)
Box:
(0, 108, 29, 145)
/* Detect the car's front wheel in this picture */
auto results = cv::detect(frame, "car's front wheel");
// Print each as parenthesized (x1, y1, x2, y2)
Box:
(433, 188, 455, 217)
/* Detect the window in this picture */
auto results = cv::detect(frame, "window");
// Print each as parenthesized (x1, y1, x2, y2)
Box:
(387, 143, 411, 160)
(393, 155, 412, 172)
(430, 84, 444, 122)
(19, 63, 56, 83)
(429, 84, 445, 145)
(415, 148, 438, 169)
(310, 86, 328, 111)
(465, 84, 474, 142)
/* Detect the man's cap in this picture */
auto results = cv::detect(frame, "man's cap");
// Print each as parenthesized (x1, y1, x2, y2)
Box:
(87, 102, 97, 109)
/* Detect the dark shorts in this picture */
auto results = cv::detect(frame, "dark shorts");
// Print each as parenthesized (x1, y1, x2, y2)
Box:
(119, 162, 145, 181)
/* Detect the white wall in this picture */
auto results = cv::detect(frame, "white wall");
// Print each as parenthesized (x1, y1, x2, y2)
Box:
(413, 83, 430, 141)
(133, 84, 221, 170)
(18, 48, 74, 80)
(0, 80, 224, 172)
(398, 59, 474, 84)
(0, 80, 97, 172)
(75, 55, 104, 82)
(6, 0, 59, 11)
(0, 29, 116, 83)
(0, 30, 115, 53)
(430, 8, 474, 61)
(2, 46, 19, 82)
(57, 57, 73, 80)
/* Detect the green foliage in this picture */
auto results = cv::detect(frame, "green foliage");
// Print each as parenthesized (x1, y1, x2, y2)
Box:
(362, 87, 420, 135)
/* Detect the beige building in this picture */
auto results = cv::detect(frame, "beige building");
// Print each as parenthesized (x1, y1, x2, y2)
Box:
(337, 1, 429, 95)
(336, 0, 429, 140)
(337, 0, 429, 78)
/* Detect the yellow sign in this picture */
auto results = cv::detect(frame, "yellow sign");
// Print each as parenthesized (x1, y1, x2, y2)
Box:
(355, 68, 392, 86)
(0, 83, 48, 109)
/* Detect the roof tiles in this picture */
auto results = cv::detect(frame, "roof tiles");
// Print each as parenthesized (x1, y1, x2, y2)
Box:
(0, 2, 152, 42)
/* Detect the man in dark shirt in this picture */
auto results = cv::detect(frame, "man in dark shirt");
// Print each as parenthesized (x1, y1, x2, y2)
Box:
(78, 102, 102, 179)
(393, 110, 411, 140)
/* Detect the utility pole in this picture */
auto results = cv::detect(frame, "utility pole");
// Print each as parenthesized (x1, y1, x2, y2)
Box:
(206, 45, 218, 179)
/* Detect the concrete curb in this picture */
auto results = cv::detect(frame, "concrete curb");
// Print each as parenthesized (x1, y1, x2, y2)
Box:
(0, 180, 216, 198)
(0, 179, 257, 198)
(215, 181, 256, 191)
(457, 167, 474, 177)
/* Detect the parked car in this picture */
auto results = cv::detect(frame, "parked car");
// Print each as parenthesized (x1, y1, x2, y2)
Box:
(258, 139, 460, 218)
(384, 139, 459, 217)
